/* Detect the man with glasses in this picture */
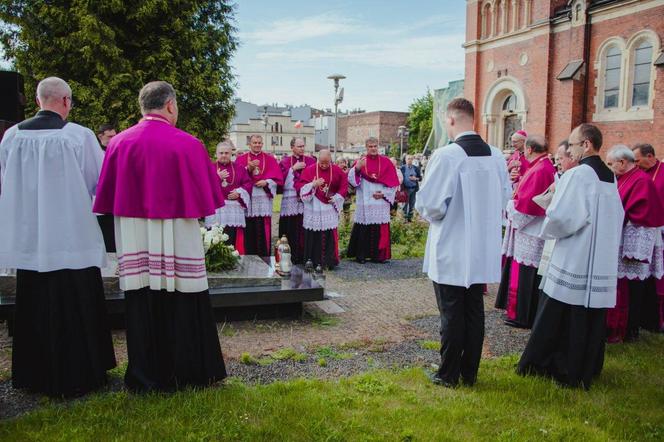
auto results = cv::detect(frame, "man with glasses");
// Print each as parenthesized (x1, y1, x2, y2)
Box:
(518, 124, 623, 389)
(0, 76, 116, 397)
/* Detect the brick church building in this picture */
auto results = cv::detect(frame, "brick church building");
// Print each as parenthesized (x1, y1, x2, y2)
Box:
(463, 0, 664, 155)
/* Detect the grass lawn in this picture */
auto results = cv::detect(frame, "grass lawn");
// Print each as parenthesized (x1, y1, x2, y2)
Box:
(2, 334, 663, 440)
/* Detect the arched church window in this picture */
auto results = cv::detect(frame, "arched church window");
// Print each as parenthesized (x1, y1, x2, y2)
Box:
(631, 40, 653, 107)
(603, 46, 621, 108)
(482, 3, 492, 39)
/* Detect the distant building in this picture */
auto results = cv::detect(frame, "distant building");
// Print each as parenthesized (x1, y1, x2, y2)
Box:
(229, 100, 315, 156)
(232, 100, 313, 126)
(337, 111, 409, 157)
(310, 113, 336, 151)
(229, 115, 315, 157)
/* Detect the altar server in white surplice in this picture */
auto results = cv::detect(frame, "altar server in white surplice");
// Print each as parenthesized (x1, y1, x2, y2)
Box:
(416, 98, 510, 388)
(0, 77, 115, 398)
(518, 123, 624, 390)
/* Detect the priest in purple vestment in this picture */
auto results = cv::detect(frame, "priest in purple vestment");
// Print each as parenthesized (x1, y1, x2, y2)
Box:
(94, 81, 226, 392)
(278, 137, 315, 263)
(347, 137, 400, 263)
(205, 141, 253, 255)
(633, 143, 664, 333)
(607, 145, 664, 342)
(235, 135, 284, 256)
(496, 135, 556, 329)
(296, 149, 348, 269)
(506, 130, 530, 186)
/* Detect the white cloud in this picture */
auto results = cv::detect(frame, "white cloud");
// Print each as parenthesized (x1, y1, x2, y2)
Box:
(240, 12, 358, 45)
(254, 34, 465, 70)
(240, 12, 462, 46)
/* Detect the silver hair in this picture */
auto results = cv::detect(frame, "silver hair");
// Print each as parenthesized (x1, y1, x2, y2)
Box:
(365, 136, 379, 145)
(138, 81, 176, 114)
(216, 140, 235, 152)
(556, 144, 572, 158)
(607, 144, 635, 162)
(36, 77, 71, 103)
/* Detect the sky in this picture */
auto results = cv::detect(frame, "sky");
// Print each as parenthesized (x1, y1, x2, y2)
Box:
(232, 0, 467, 112)
(0, 1, 467, 113)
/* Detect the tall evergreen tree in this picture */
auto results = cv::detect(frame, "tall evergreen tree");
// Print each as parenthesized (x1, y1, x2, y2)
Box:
(0, 0, 237, 148)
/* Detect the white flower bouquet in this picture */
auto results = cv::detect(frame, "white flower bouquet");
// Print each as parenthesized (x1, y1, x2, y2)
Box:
(200, 225, 241, 272)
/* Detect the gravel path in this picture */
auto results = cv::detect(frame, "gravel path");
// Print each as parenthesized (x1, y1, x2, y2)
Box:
(0, 256, 533, 421)
(0, 310, 531, 420)
(331, 258, 425, 280)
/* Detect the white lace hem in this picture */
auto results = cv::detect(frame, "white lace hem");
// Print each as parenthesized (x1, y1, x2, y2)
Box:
(513, 229, 545, 268)
(237, 187, 251, 210)
(280, 194, 303, 216)
(621, 222, 657, 262)
(350, 168, 396, 225)
(247, 185, 274, 217)
(618, 230, 664, 279)
(205, 200, 246, 228)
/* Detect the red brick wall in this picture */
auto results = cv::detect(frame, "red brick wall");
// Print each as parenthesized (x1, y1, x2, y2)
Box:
(338, 112, 408, 149)
(465, 1, 664, 156)
(585, 6, 664, 156)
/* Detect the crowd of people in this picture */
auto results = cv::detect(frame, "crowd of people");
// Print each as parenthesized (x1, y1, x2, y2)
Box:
(0, 77, 420, 397)
(0, 76, 661, 398)
(417, 97, 663, 390)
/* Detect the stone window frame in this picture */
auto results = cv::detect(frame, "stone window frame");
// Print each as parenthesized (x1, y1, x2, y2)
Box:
(625, 30, 659, 112)
(593, 31, 660, 122)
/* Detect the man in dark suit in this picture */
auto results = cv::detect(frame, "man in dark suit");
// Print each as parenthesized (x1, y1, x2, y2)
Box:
(401, 155, 421, 221)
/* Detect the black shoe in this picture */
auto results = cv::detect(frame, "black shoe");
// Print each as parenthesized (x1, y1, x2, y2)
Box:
(355, 258, 366, 264)
(461, 377, 476, 387)
(429, 373, 457, 388)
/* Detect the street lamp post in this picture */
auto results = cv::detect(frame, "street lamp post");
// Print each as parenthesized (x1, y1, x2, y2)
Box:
(327, 74, 345, 161)
(397, 125, 409, 162)
(261, 105, 269, 153)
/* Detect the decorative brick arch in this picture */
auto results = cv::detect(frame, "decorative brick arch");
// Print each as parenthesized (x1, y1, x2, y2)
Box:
(482, 76, 528, 148)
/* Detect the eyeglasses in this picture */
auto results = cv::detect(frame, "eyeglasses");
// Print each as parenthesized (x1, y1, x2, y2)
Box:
(64, 96, 75, 109)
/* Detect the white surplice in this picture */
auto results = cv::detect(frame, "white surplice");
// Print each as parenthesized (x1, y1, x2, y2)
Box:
(0, 123, 106, 271)
(416, 141, 510, 287)
(538, 164, 624, 308)
(347, 167, 397, 225)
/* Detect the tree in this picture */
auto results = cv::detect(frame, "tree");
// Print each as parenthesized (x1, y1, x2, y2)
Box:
(0, 0, 237, 150)
(406, 89, 433, 154)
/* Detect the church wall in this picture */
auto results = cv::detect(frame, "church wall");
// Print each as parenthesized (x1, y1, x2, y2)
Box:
(464, 0, 664, 156)
(585, 4, 664, 156)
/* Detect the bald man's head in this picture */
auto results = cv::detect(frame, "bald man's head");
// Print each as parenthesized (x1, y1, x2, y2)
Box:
(319, 149, 332, 167)
(36, 77, 73, 119)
